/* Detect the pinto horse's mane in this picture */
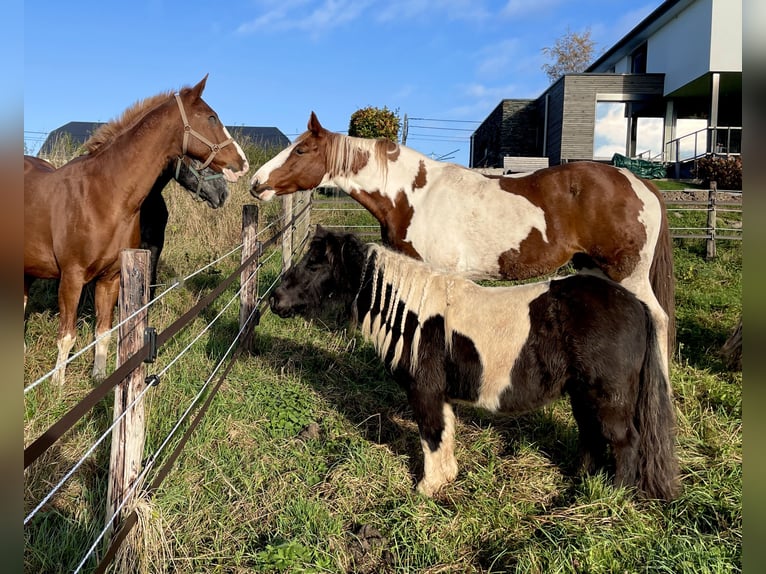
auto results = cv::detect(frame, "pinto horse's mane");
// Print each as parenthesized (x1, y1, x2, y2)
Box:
(321, 131, 401, 179)
(84, 89, 177, 153)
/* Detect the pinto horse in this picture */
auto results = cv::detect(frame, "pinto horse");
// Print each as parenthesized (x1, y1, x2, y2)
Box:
(270, 227, 680, 500)
(250, 113, 676, 373)
(24, 76, 249, 385)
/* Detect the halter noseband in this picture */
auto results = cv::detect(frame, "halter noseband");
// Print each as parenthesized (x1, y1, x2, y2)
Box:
(174, 92, 235, 170)
(174, 156, 225, 202)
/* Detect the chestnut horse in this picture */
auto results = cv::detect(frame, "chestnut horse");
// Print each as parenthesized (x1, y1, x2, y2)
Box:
(82, 122, 231, 295)
(250, 112, 675, 374)
(24, 76, 249, 385)
(24, 154, 229, 299)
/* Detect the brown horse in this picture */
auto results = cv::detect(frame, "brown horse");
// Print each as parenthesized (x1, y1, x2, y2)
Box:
(24, 76, 249, 385)
(24, 153, 229, 299)
(250, 112, 675, 374)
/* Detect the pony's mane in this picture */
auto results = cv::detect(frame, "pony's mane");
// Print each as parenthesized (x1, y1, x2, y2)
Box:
(84, 89, 176, 152)
(320, 132, 400, 179)
(357, 244, 449, 371)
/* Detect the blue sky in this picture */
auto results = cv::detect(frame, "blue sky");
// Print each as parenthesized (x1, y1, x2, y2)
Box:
(24, 0, 662, 167)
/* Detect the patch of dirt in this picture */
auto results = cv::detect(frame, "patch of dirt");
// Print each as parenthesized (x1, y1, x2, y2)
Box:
(345, 523, 394, 574)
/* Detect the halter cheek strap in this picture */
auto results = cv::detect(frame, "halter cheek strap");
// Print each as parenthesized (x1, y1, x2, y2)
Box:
(174, 93, 235, 170)
(174, 156, 225, 202)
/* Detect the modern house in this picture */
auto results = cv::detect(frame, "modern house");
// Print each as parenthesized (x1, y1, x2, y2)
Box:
(38, 121, 290, 158)
(469, 0, 742, 173)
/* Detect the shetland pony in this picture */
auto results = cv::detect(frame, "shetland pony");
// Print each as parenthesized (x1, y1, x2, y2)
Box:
(270, 227, 680, 500)
(24, 76, 249, 385)
(250, 112, 676, 376)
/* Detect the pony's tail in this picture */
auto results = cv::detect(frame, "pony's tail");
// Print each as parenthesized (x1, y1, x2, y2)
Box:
(649, 186, 677, 356)
(636, 309, 680, 501)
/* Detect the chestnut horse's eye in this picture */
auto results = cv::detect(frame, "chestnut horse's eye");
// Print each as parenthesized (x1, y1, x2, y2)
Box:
(208, 115, 218, 125)
(295, 147, 306, 156)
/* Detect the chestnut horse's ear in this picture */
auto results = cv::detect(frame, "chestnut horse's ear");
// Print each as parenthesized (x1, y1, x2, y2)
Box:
(190, 75, 209, 99)
(308, 111, 323, 135)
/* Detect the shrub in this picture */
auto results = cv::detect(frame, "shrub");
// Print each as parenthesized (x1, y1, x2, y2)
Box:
(694, 154, 742, 190)
(348, 106, 400, 142)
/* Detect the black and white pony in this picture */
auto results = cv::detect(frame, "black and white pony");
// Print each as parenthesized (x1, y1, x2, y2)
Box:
(270, 227, 680, 501)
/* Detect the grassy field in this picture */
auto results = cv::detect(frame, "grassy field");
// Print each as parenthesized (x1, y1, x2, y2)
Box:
(24, 158, 742, 573)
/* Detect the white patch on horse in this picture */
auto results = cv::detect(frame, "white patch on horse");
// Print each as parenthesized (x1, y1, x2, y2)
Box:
(249, 144, 293, 197)
(614, 168, 670, 383)
(368, 155, 549, 278)
(417, 403, 458, 496)
(54, 333, 76, 386)
(222, 125, 250, 182)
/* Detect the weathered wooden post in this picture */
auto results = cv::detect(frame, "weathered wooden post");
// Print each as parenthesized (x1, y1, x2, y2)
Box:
(240, 204, 261, 349)
(706, 181, 717, 260)
(106, 249, 150, 536)
(282, 193, 294, 270)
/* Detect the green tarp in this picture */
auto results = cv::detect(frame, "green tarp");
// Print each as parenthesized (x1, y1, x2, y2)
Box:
(611, 153, 666, 179)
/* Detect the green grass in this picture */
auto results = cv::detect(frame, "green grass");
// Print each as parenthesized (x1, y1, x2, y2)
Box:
(23, 158, 741, 573)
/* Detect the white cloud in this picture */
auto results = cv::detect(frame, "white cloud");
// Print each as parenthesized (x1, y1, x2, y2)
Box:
(236, 0, 372, 36)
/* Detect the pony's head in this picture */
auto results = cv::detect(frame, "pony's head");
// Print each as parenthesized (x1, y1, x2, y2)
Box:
(269, 225, 366, 319)
(174, 76, 249, 183)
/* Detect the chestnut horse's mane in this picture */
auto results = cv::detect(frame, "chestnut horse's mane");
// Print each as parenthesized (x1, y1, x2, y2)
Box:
(323, 131, 400, 179)
(84, 89, 177, 153)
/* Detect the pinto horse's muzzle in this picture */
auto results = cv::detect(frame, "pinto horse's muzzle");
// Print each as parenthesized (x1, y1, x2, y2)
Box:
(250, 180, 277, 201)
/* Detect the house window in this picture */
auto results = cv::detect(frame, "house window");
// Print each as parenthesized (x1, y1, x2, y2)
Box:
(631, 43, 647, 73)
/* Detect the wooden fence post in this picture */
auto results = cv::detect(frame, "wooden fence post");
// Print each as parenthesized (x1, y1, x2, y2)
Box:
(106, 249, 150, 537)
(282, 194, 294, 270)
(706, 181, 717, 260)
(240, 205, 261, 348)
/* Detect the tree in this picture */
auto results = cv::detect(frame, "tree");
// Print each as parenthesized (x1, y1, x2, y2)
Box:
(348, 106, 400, 142)
(541, 27, 596, 84)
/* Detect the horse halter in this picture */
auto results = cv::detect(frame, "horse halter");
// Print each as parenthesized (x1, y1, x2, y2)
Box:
(174, 93, 235, 170)
(174, 156, 224, 202)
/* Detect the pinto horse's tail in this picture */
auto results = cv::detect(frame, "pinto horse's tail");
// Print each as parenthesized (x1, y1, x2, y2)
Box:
(649, 184, 676, 356)
(635, 308, 680, 500)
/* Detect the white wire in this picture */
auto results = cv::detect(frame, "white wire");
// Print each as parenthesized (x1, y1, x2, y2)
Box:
(72, 275, 262, 574)
(26, 262, 260, 527)
(24, 244, 246, 395)
(24, 379, 154, 526)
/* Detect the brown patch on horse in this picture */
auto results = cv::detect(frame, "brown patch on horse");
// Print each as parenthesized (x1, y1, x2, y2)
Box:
(495, 163, 645, 282)
(412, 160, 427, 190)
(348, 188, 419, 259)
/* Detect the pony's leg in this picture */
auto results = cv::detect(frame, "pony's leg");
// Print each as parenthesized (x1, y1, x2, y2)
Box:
(598, 396, 640, 491)
(415, 402, 458, 497)
(54, 272, 84, 386)
(92, 275, 119, 380)
(569, 391, 609, 475)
